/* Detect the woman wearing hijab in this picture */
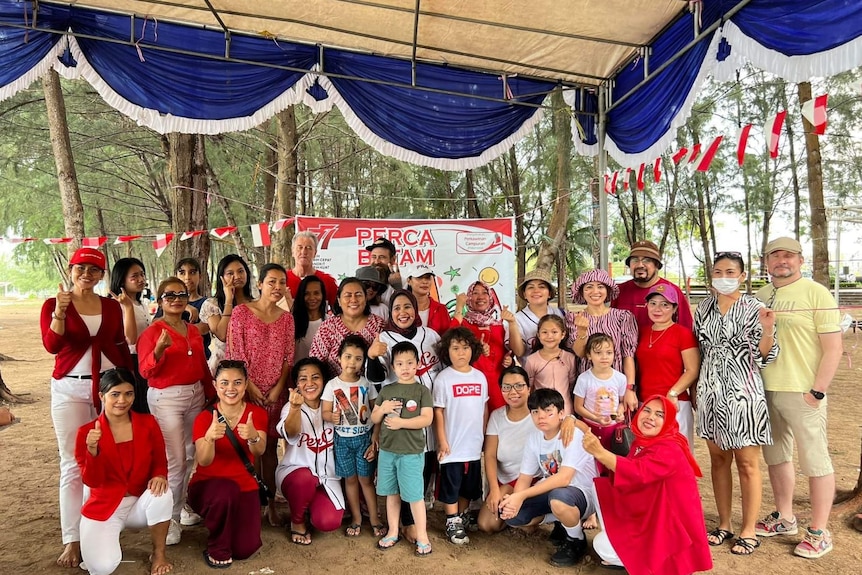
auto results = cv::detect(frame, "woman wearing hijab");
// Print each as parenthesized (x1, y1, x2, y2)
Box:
(452, 280, 523, 410)
(581, 395, 712, 575)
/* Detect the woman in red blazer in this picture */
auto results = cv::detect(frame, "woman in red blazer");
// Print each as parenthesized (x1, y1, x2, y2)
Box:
(75, 368, 172, 575)
(41, 247, 132, 568)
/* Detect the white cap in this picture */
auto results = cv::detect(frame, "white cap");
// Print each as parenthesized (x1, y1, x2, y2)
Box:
(406, 264, 436, 278)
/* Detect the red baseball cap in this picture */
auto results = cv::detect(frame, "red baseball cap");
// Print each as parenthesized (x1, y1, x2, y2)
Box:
(69, 247, 106, 270)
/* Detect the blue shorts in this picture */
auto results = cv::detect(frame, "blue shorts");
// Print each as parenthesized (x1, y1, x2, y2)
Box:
(376, 450, 425, 503)
(334, 433, 374, 478)
(437, 460, 482, 505)
(505, 485, 593, 527)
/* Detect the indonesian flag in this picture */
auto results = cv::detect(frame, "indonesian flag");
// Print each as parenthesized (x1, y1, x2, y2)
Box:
(636, 163, 646, 191)
(153, 233, 174, 258)
(114, 235, 142, 244)
(801, 94, 828, 135)
(180, 230, 207, 241)
(686, 143, 702, 166)
(653, 157, 662, 183)
(8, 238, 37, 243)
(250, 222, 271, 247)
(622, 168, 631, 191)
(211, 226, 236, 240)
(82, 236, 107, 248)
(766, 110, 787, 159)
(603, 174, 612, 194)
(696, 136, 723, 172)
(737, 124, 753, 166)
(609, 171, 619, 195)
(272, 217, 294, 233)
(671, 147, 688, 164)
(43, 238, 72, 245)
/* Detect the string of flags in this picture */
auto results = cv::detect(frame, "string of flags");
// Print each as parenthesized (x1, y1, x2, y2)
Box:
(1, 218, 295, 256)
(604, 93, 828, 195)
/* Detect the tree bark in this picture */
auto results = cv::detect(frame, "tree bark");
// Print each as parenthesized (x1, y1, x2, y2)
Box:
(798, 81, 829, 287)
(0, 365, 34, 404)
(465, 170, 481, 218)
(165, 133, 210, 270)
(272, 108, 298, 266)
(42, 69, 85, 258)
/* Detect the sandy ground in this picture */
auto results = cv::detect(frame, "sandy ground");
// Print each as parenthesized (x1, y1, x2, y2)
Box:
(2, 299, 862, 575)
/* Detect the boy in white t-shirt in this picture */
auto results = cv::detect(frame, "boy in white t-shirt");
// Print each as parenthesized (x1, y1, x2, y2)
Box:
(433, 327, 488, 545)
(320, 335, 382, 538)
(500, 388, 597, 568)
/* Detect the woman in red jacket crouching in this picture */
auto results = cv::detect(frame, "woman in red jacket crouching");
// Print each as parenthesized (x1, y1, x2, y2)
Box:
(75, 368, 173, 575)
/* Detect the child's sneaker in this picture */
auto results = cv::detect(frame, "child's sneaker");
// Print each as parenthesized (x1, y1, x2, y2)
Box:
(549, 535, 587, 567)
(460, 510, 479, 532)
(755, 511, 798, 537)
(793, 528, 833, 559)
(445, 515, 470, 545)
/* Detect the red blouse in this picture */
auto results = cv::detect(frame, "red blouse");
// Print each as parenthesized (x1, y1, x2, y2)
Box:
(137, 321, 213, 393)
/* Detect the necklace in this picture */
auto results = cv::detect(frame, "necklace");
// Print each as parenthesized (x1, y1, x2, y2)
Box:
(163, 319, 193, 356)
(648, 326, 670, 348)
(219, 402, 246, 427)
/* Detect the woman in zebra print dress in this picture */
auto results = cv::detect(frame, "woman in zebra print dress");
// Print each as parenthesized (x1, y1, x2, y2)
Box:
(694, 252, 778, 556)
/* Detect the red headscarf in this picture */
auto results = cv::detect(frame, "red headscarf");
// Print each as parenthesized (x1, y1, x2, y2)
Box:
(631, 395, 702, 477)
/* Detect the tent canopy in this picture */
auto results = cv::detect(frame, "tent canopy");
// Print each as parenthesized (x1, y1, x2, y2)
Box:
(1, 0, 861, 169)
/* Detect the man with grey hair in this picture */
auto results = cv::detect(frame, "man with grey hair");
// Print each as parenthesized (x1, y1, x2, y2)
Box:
(287, 231, 339, 306)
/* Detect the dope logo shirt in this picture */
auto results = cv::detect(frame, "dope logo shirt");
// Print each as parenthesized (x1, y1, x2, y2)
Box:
(433, 366, 488, 464)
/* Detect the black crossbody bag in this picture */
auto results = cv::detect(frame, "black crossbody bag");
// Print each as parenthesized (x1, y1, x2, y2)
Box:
(210, 408, 271, 506)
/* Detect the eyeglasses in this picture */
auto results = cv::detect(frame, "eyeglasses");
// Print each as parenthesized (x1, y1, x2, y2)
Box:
(714, 251, 743, 262)
(161, 291, 190, 302)
(628, 257, 656, 265)
(501, 383, 528, 392)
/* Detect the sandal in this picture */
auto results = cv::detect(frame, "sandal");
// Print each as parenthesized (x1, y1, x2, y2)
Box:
(376, 535, 401, 550)
(414, 541, 433, 557)
(345, 524, 362, 537)
(202, 550, 232, 569)
(730, 537, 760, 556)
(290, 529, 312, 545)
(707, 528, 734, 546)
(371, 524, 388, 538)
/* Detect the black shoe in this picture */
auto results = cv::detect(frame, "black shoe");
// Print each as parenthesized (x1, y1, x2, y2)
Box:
(549, 536, 587, 567)
(549, 521, 567, 546)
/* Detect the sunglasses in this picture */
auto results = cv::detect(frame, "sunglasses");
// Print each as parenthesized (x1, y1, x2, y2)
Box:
(161, 291, 190, 302)
(713, 251, 743, 262)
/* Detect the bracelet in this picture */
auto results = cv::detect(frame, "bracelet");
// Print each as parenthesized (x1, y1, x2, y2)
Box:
(52, 312, 66, 321)
(204, 436, 214, 443)
(247, 435, 261, 445)
(626, 384, 635, 391)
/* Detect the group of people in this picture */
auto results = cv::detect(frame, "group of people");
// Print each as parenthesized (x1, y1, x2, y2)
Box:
(39, 231, 840, 574)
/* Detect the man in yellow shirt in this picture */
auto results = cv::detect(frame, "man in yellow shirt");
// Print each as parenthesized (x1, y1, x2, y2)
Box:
(754, 237, 842, 559)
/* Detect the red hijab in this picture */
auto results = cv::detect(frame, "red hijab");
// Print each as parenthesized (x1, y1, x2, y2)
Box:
(632, 395, 702, 477)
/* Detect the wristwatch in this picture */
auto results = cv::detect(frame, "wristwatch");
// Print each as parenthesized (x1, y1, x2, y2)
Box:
(247, 435, 262, 444)
(668, 390, 679, 398)
(809, 389, 825, 401)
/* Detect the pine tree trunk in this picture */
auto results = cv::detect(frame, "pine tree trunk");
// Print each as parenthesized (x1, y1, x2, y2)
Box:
(798, 81, 829, 287)
(272, 107, 298, 266)
(0, 365, 34, 404)
(465, 170, 481, 218)
(42, 69, 84, 258)
(166, 134, 210, 268)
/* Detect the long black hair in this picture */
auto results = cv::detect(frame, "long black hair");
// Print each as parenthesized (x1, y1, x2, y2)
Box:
(293, 275, 328, 340)
(214, 254, 254, 311)
(110, 257, 145, 302)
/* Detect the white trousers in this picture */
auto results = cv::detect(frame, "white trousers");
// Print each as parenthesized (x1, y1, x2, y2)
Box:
(80, 490, 173, 575)
(592, 485, 623, 567)
(51, 376, 98, 544)
(147, 383, 204, 521)
(677, 400, 695, 454)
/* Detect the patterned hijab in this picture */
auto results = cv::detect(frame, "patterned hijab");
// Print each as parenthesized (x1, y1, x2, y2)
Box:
(385, 289, 421, 337)
(631, 395, 702, 477)
(464, 281, 502, 327)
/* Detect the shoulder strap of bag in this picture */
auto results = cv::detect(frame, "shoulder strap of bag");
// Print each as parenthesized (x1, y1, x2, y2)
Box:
(209, 407, 257, 479)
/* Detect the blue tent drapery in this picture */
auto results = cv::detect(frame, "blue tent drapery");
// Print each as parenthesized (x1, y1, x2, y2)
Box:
(1, 0, 862, 169)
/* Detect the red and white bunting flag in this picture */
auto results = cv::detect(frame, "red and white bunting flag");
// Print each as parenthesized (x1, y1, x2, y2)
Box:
(622, 168, 631, 191)
(653, 157, 662, 183)
(609, 171, 619, 195)
(43, 238, 72, 245)
(250, 223, 271, 247)
(82, 236, 107, 248)
(636, 163, 646, 191)
(671, 147, 688, 164)
(737, 123, 753, 166)
(801, 94, 828, 135)
(180, 230, 207, 241)
(8, 237, 37, 243)
(696, 136, 723, 172)
(272, 217, 294, 233)
(686, 143, 702, 166)
(211, 226, 237, 240)
(766, 110, 787, 159)
(603, 174, 612, 194)
(114, 235, 142, 244)
(153, 233, 174, 258)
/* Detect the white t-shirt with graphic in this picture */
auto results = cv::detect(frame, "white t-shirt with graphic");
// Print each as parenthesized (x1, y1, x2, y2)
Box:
(519, 428, 597, 494)
(433, 366, 488, 464)
(321, 375, 378, 437)
(486, 406, 534, 484)
(573, 369, 627, 418)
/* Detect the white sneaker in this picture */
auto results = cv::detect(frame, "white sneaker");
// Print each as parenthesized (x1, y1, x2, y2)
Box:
(166, 519, 182, 546)
(181, 504, 201, 526)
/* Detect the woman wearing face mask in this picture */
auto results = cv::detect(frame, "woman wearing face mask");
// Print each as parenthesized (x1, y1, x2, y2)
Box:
(693, 252, 778, 556)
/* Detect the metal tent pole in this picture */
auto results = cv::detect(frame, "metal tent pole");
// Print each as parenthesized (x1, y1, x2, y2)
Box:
(597, 85, 609, 270)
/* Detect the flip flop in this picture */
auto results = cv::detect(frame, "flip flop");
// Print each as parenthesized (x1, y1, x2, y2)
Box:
(376, 535, 401, 550)
(707, 528, 734, 546)
(372, 524, 388, 538)
(202, 550, 232, 569)
(414, 541, 433, 557)
(290, 529, 312, 545)
(730, 537, 761, 556)
(345, 523, 362, 537)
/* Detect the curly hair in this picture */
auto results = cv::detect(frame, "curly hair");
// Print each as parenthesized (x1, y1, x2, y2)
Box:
(436, 326, 483, 367)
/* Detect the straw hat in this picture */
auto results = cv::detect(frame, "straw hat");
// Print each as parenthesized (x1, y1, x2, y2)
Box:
(518, 268, 557, 300)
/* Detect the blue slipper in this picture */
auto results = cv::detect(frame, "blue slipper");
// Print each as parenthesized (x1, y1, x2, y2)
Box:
(377, 535, 401, 550)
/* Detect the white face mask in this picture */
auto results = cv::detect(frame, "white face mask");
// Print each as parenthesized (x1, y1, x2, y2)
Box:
(712, 278, 740, 295)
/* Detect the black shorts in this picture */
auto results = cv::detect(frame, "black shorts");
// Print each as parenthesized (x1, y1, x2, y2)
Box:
(437, 460, 482, 505)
